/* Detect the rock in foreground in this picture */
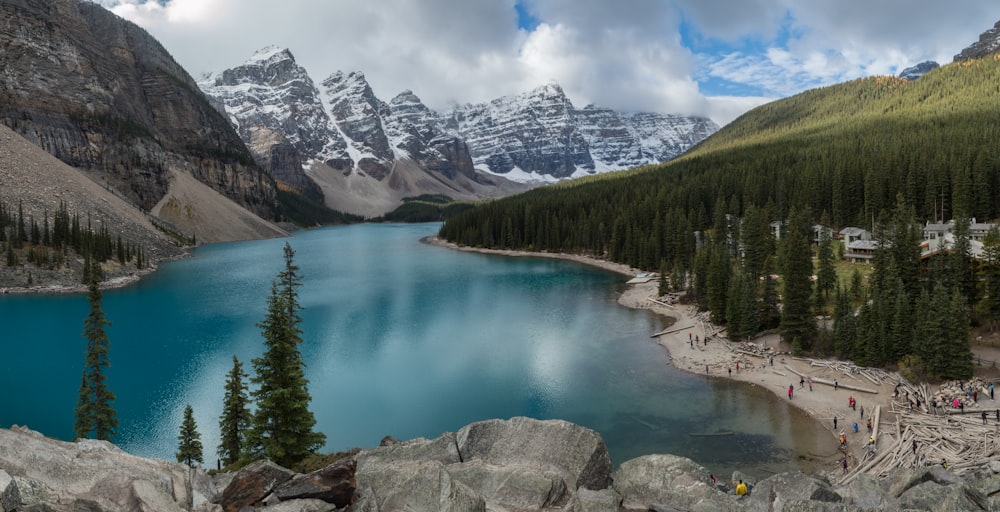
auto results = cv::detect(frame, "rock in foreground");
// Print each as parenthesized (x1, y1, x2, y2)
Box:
(2, 418, 1000, 511)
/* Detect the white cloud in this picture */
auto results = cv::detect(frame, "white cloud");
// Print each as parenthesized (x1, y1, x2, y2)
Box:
(98, 0, 1000, 127)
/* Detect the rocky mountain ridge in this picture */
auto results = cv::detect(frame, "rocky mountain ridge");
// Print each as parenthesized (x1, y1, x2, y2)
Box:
(1, 417, 996, 512)
(954, 19, 1000, 62)
(199, 48, 718, 217)
(0, 0, 285, 243)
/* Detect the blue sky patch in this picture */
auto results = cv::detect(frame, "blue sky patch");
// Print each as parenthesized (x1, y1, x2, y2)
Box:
(515, 1, 540, 31)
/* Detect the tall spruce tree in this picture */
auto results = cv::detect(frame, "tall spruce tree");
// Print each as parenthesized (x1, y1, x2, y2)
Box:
(218, 355, 251, 467)
(74, 260, 118, 440)
(951, 215, 977, 304)
(176, 404, 204, 466)
(979, 226, 1000, 332)
(779, 208, 816, 349)
(815, 227, 837, 306)
(939, 287, 974, 380)
(248, 243, 325, 467)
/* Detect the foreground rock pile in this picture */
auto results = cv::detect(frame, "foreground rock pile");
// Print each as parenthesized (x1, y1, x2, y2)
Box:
(1, 417, 999, 511)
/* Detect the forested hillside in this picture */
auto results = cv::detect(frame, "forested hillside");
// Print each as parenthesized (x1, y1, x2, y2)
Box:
(438, 55, 1000, 378)
(440, 55, 1000, 270)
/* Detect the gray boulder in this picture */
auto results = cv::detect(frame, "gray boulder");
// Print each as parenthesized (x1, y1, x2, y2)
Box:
(355, 431, 461, 467)
(570, 487, 621, 512)
(743, 471, 842, 511)
(0, 427, 207, 512)
(258, 497, 338, 512)
(897, 478, 989, 511)
(351, 459, 484, 512)
(456, 417, 612, 491)
(839, 474, 897, 510)
(0, 470, 21, 512)
(611, 454, 735, 511)
(446, 459, 569, 510)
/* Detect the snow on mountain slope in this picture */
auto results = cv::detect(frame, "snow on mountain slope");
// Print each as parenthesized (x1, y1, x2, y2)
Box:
(198, 46, 718, 214)
(198, 46, 347, 163)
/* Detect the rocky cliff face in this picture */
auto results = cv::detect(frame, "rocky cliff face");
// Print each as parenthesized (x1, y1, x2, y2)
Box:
(954, 20, 1000, 62)
(0, 0, 276, 220)
(199, 48, 718, 216)
(4, 418, 998, 512)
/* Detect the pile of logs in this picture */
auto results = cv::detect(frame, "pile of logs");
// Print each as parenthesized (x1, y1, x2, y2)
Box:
(807, 359, 894, 386)
(841, 408, 1000, 484)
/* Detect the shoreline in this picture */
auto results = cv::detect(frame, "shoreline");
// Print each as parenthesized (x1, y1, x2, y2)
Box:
(425, 236, 893, 471)
(0, 252, 189, 296)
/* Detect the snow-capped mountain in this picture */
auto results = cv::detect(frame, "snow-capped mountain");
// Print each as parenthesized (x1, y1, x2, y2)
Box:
(199, 47, 718, 216)
(897, 61, 939, 81)
(442, 83, 719, 181)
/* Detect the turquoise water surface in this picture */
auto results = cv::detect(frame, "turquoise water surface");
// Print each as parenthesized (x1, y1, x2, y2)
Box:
(0, 223, 836, 476)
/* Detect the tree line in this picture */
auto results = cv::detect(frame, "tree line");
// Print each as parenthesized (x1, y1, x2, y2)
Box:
(74, 242, 325, 470)
(0, 198, 147, 280)
(439, 57, 1000, 379)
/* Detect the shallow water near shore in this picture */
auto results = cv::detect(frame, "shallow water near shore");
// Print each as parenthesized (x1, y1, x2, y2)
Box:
(0, 223, 837, 478)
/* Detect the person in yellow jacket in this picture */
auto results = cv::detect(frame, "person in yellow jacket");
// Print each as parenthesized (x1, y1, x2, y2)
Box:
(735, 479, 748, 496)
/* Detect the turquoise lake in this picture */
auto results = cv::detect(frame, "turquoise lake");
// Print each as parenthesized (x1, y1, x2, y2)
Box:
(0, 223, 836, 477)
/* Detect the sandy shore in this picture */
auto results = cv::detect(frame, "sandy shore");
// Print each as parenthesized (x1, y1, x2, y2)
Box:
(426, 237, 895, 469)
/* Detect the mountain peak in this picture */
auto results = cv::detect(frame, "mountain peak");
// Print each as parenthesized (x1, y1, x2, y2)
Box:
(247, 46, 295, 66)
(954, 20, 1000, 62)
(898, 61, 939, 80)
(531, 81, 565, 96)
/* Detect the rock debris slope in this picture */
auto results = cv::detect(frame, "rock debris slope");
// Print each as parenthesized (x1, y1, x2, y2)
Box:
(0, 0, 278, 235)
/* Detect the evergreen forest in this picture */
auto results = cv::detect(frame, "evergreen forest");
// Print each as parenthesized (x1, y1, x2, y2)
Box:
(0, 198, 148, 284)
(439, 55, 1000, 379)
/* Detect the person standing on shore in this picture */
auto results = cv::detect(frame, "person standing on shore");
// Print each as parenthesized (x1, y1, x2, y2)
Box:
(788, 384, 794, 399)
(842, 458, 848, 474)
(860, 405, 864, 418)
(983, 411, 988, 424)
(834, 416, 838, 429)
(808, 377, 813, 391)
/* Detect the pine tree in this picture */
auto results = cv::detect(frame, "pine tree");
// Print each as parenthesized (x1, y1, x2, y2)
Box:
(815, 228, 836, 304)
(832, 284, 857, 358)
(176, 404, 204, 466)
(939, 287, 974, 380)
(218, 355, 251, 467)
(779, 208, 816, 348)
(74, 260, 118, 440)
(979, 226, 1000, 332)
(247, 243, 325, 467)
(657, 260, 668, 297)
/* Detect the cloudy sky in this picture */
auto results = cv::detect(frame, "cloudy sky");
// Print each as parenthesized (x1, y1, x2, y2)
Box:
(96, 0, 1000, 125)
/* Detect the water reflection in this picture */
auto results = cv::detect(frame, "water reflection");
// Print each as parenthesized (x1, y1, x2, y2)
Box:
(0, 223, 837, 479)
